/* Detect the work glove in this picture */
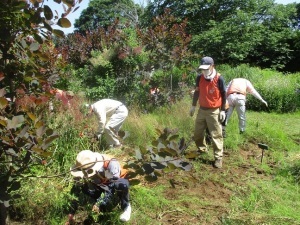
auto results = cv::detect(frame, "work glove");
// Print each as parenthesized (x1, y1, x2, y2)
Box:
(95, 132, 103, 141)
(92, 204, 100, 213)
(219, 111, 226, 123)
(261, 100, 268, 107)
(189, 106, 196, 117)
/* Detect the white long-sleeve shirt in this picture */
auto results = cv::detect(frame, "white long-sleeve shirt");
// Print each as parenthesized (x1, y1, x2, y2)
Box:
(91, 99, 124, 133)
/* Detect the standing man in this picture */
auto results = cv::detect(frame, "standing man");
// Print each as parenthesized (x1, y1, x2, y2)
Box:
(87, 99, 128, 148)
(189, 56, 227, 169)
(66, 150, 131, 224)
(226, 78, 268, 134)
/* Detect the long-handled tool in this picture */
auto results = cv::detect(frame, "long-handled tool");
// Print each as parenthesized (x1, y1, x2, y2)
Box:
(258, 143, 269, 164)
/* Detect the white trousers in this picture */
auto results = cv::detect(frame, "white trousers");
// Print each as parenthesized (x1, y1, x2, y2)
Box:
(226, 94, 246, 132)
(103, 105, 128, 145)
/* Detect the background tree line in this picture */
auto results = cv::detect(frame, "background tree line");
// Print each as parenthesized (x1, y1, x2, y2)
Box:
(71, 0, 300, 71)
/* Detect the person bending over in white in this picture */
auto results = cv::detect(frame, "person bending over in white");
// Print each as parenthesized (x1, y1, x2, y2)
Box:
(87, 99, 128, 148)
(226, 78, 268, 134)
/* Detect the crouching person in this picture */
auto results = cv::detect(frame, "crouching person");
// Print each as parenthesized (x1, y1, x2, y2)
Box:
(66, 150, 131, 224)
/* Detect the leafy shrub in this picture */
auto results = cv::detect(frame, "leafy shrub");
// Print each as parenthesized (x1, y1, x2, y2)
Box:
(218, 64, 262, 84)
(123, 79, 152, 112)
(73, 64, 117, 101)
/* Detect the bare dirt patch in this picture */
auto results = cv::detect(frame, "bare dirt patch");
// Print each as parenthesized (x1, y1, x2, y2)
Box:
(145, 142, 273, 225)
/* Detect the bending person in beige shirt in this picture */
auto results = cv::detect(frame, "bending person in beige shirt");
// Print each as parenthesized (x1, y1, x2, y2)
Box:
(226, 78, 268, 134)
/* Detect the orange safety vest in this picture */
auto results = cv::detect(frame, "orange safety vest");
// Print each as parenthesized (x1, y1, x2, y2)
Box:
(198, 73, 222, 108)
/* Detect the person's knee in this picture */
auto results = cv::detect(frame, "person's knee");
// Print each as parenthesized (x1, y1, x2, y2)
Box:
(104, 126, 112, 133)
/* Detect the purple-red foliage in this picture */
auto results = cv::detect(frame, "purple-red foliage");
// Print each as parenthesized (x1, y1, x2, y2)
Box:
(57, 19, 134, 68)
(136, 8, 192, 68)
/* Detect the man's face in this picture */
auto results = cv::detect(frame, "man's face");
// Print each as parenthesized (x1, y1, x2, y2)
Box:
(201, 65, 213, 78)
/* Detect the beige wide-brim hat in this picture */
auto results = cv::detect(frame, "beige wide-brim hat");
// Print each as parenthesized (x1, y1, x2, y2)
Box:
(70, 150, 104, 178)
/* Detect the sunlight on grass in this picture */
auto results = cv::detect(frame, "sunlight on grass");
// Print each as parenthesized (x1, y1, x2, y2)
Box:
(226, 110, 300, 225)
(124, 97, 300, 225)
(229, 179, 300, 224)
(123, 96, 194, 148)
(10, 86, 300, 224)
(130, 185, 172, 224)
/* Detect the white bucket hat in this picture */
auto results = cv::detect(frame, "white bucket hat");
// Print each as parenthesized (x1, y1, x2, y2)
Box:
(70, 150, 104, 178)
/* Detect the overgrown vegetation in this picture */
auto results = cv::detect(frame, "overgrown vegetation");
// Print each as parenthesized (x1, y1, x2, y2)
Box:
(7, 92, 300, 224)
(1, 0, 300, 224)
(0, 0, 79, 223)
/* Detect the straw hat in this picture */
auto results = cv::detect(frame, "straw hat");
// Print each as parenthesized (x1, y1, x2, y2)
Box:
(70, 150, 104, 178)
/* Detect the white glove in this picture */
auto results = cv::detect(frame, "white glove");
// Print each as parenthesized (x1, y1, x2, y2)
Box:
(97, 133, 102, 140)
(261, 100, 268, 107)
(219, 111, 226, 123)
(189, 106, 196, 117)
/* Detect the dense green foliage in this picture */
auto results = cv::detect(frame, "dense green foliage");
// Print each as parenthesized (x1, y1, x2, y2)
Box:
(59, 0, 300, 111)
(74, 0, 141, 33)
(141, 0, 300, 71)
(57, 9, 193, 107)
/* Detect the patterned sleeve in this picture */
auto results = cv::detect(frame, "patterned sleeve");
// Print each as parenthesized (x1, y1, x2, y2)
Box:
(192, 75, 201, 106)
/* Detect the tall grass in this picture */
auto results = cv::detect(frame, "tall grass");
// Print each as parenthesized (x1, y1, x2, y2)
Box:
(123, 96, 195, 148)
(218, 65, 300, 112)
